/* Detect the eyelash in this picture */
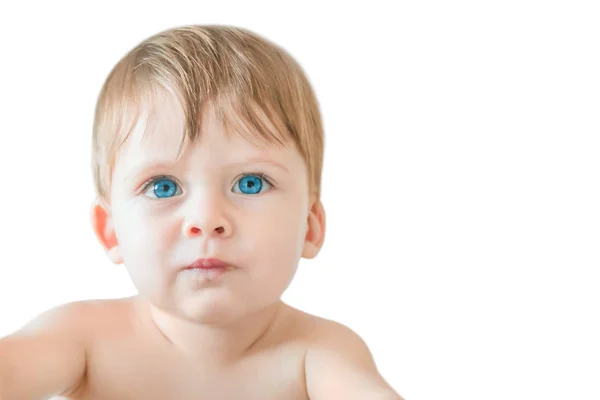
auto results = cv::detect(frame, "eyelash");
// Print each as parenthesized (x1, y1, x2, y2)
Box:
(139, 171, 276, 193)
(139, 175, 175, 193)
(241, 171, 275, 188)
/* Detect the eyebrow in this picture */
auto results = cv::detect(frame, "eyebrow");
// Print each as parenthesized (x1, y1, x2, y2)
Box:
(124, 157, 289, 183)
(124, 161, 178, 184)
(226, 157, 290, 173)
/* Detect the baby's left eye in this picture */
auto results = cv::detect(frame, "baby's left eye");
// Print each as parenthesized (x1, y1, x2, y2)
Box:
(233, 174, 272, 195)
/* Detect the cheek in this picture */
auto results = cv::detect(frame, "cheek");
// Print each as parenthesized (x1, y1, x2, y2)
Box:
(112, 208, 179, 301)
(117, 202, 172, 238)
(244, 205, 306, 269)
(112, 204, 178, 270)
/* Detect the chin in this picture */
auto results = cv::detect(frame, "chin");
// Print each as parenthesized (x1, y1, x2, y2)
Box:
(176, 293, 244, 325)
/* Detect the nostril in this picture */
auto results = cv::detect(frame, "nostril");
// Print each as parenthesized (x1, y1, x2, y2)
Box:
(215, 226, 225, 234)
(190, 227, 200, 234)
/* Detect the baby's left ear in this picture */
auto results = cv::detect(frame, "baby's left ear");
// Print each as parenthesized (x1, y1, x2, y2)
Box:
(302, 199, 326, 259)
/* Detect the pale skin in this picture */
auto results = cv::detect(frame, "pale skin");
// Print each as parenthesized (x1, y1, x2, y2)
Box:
(0, 94, 402, 399)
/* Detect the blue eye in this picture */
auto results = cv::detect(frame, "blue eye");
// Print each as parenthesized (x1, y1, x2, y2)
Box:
(149, 178, 180, 198)
(235, 174, 270, 195)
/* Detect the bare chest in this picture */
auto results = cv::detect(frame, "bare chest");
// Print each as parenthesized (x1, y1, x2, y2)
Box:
(69, 340, 308, 400)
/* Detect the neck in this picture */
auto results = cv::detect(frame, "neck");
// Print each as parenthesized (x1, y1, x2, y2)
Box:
(140, 297, 283, 365)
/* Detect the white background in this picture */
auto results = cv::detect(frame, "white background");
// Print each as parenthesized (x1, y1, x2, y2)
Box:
(0, 1, 599, 399)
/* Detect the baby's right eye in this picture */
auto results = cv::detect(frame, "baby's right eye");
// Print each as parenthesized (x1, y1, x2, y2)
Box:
(143, 177, 182, 199)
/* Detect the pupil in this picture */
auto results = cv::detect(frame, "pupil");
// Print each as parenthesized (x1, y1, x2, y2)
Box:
(247, 181, 255, 188)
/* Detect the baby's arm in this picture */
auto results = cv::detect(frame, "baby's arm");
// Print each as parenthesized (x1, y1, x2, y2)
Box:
(305, 321, 403, 399)
(0, 301, 88, 399)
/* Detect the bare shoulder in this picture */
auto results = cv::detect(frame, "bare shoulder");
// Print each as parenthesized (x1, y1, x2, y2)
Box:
(0, 297, 137, 399)
(297, 311, 403, 400)
(15, 296, 137, 339)
(303, 314, 378, 365)
(279, 305, 373, 352)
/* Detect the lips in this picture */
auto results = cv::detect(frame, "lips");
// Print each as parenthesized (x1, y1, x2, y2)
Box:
(184, 258, 232, 270)
(181, 257, 234, 281)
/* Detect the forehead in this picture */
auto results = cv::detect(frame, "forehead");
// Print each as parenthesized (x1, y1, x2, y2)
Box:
(114, 94, 302, 172)
(121, 94, 186, 160)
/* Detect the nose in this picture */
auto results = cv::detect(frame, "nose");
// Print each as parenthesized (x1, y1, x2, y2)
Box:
(183, 194, 233, 239)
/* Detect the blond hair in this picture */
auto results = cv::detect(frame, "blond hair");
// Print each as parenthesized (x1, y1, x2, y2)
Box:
(92, 25, 324, 201)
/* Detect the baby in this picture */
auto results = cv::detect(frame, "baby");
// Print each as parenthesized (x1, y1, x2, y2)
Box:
(0, 25, 402, 399)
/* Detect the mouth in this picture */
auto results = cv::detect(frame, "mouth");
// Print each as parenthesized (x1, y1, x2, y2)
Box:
(184, 257, 234, 270)
(180, 258, 235, 280)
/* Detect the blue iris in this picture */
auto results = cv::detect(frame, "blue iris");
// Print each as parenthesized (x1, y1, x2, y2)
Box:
(238, 175, 263, 195)
(153, 178, 178, 198)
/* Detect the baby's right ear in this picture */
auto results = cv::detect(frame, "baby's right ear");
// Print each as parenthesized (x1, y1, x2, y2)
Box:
(90, 199, 123, 264)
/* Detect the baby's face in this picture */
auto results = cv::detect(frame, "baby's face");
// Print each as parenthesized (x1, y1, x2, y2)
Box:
(105, 96, 315, 323)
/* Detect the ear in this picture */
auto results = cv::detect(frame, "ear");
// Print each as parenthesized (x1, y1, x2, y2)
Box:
(302, 198, 326, 259)
(90, 198, 123, 264)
